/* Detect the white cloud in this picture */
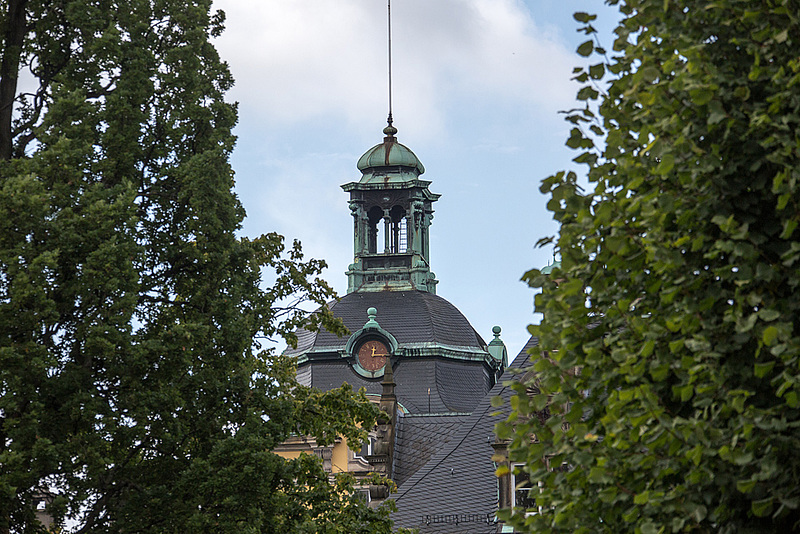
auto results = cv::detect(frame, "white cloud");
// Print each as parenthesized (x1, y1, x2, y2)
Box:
(214, 0, 593, 357)
(213, 0, 576, 139)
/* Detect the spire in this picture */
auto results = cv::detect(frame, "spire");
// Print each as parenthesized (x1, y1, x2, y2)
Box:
(339, 0, 439, 294)
(387, 0, 393, 130)
(384, 114, 397, 140)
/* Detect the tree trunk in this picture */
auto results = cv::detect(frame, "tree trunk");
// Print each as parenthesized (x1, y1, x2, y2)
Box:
(0, 0, 28, 160)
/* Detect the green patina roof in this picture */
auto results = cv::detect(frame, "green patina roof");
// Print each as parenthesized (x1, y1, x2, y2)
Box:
(487, 325, 508, 368)
(356, 125, 425, 175)
(540, 260, 561, 275)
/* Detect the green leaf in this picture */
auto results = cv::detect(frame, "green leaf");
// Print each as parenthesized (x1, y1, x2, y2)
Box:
(689, 88, 714, 105)
(577, 40, 594, 57)
(707, 100, 727, 124)
(762, 325, 779, 345)
(668, 339, 684, 353)
(736, 313, 758, 333)
(754, 361, 775, 378)
(573, 12, 597, 23)
(736, 479, 757, 494)
(734, 85, 751, 100)
(640, 519, 658, 534)
(655, 153, 674, 175)
(567, 128, 587, 148)
(687, 502, 708, 523)
(640, 66, 660, 82)
(686, 445, 703, 466)
(673, 384, 693, 402)
(781, 219, 797, 239)
(751, 497, 774, 517)
(589, 63, 605, 79)
(758, 308, 780, 322)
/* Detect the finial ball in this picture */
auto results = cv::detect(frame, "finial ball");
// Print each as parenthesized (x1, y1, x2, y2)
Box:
(367, 307, 378, 318)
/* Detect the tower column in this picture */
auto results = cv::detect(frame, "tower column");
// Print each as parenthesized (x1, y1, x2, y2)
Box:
(350, 201, 363, 256)
(410, 200, 423, 255)
(422, 211, 433, 263)
(383, 209, 391, 254)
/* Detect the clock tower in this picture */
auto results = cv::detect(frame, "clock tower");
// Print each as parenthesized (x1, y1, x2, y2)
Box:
(286, 121, 505, 412)
(342, 120, 440, 294)
(282, 120, 508, 494)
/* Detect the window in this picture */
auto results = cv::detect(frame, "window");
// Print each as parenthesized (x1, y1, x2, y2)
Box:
(354, 487, 371, 504)
(354, 435, 376, 460)
(512, 465, 543, 515)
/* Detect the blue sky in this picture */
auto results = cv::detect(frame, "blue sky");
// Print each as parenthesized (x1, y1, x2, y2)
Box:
(212, 0, 619, 359)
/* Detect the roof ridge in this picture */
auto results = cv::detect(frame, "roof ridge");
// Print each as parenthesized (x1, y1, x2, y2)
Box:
(417, 291, 439, 344)
(393, 339, 536, 501)
(394, 398, 495, 503)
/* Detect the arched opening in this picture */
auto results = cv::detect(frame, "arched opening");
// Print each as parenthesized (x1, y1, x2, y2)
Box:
(367, 206, 383, 254)
(389, 205, 407, 253)
(366, 205, 409, 254)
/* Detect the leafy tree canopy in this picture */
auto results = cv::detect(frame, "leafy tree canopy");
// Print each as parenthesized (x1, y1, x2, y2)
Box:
(500, 1, 800, 532)
(0, 1, 395, 532)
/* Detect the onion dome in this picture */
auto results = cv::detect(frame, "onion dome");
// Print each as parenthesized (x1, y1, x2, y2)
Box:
(356, 124, 425, 175)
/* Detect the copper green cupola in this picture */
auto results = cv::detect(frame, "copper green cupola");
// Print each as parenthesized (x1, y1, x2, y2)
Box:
(342, 121, 440, 293)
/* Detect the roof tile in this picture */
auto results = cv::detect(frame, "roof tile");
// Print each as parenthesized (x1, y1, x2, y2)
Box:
(390, 337, 539, 533)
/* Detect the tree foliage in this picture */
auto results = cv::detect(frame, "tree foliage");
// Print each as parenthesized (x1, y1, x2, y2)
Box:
(0, 1, 394, 532)
(501, 1, 800, 532)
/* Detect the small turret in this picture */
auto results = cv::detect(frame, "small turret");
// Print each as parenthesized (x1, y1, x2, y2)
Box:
(487, 325, 508, 373)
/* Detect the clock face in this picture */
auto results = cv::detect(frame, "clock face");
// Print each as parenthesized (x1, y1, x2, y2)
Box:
(357, 340, 389, 372)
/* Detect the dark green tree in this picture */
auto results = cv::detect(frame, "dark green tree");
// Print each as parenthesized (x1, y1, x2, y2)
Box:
(500, 1, 800, 532)
(0, 1, 396, 532)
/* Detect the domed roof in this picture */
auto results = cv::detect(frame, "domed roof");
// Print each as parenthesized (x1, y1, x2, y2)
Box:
(356, 125, 425, 175)
(285, 290, 486, 357)
(540, 260, 561, 275)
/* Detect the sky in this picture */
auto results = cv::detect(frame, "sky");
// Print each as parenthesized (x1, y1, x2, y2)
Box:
(211, 0, 619, 360)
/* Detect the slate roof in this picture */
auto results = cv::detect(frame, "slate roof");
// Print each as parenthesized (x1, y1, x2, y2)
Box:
(284, 291, 488, 357)
(393, 414, 470, 487)
(390, 337, 539, 533)
(301, 358, 493, 415)
(296, 364, 311, 387)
